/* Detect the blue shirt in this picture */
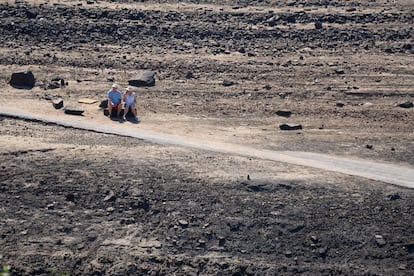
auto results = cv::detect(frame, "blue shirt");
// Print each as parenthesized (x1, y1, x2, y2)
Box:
(107, 89, 122, 105)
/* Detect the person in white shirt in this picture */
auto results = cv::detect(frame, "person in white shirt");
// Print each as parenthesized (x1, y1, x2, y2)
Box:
(123, 86, 137, 120)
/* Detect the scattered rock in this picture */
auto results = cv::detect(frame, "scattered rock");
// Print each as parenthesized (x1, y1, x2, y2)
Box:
(398, 101, 413, 108)
(178, 220, 189, 227)
(128, 70, 155, 87)
(375, 235, 386, 247)
(388, 193, 401, 200)
(405, 242, 414, 253)
(64, 107, 84, 116)
(335, 69, 345, 75)
(103, 190, 116, 202)
(10, 71, 36, 88)
(276, 110, 292, 117)
(279, 123, 302, 131)
(315, 21, 323, 29)
(65, 193, 75, 202)
(222, 79, 235, 87)
(52, 98, 64, 109)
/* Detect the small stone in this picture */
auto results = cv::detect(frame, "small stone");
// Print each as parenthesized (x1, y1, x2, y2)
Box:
(375, 235, 386, 247)
(335, 68, 345, 75)
(178, 220, 189, 227)
(366, 144, 373, 149)
(388, 193, 401, 200)
(64, 107, 84, 116)
(275, 110, 292, 117)
(336, 102, 345, 107)
(52, 98, 64, 109)
(103, 191, 116, 202)
(398, 101, 413, 108)
(222, 79, 235, 86)
(279, 123, 302, 131)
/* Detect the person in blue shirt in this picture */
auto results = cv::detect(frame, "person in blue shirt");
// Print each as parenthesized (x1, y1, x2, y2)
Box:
(107, 83, 122, 118)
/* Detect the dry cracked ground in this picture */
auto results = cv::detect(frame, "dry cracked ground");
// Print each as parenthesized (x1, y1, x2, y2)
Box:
(0, 0, 414, 275)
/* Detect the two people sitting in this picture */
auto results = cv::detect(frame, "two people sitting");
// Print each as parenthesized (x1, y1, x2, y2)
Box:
(107, 83, 137, 120)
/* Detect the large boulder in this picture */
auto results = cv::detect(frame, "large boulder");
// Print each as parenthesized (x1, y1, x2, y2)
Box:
(10, 71, 35, 88)
(128, 70, 155, 87)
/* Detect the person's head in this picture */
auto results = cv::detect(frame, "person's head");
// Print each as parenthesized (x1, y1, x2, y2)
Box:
(111, 83, 118, 91)
(125, 86, 132, 94)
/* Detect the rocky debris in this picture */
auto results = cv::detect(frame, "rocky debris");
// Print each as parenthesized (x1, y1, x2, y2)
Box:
(398, 101, 413, 108)
(9, 71, 35, 88)
(64, 107, 84, 116)
(52, 98, 64, 109)
(279, 123, 302, 130)
(128, 70, 155, 87)
(276, 110, 292, 117)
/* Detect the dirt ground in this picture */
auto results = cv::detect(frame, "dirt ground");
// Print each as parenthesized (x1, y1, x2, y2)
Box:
(0, 0, 413, 275)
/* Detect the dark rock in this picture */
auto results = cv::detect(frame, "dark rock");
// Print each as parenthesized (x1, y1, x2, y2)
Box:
(185, 71, 193, 79)
(276, 110, 292, 117)
(405, 242, 414, 253)
(99, 99, 108, 109)
(336, 102, 345, 107)
(10, 71, 35, 88)
(64, 107, 84, 116)
(222, 79, 235, 87)
(128, 70, 155, 87)
(289, 224, 305, 233)
(47, 81, 61, 90)
(137, 199, 150, 211)
(315, 21, 323, 30)
(26, 9, 38, 19)
(388, 193, 401, 200)
(279, 123, 302, 130)
(335, 69, 345, 75)
(65, 193, 75, 202)
(52, 98, 64, 109)
(366, 144, 373, 149)
(318, 246, 328, 257)
(398, 101, 413, 108)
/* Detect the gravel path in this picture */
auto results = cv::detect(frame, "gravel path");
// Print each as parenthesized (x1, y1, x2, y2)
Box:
(2, 107, 413, 189)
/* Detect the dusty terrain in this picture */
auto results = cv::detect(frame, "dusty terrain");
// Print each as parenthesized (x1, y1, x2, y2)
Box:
(0, 0, 413, 275)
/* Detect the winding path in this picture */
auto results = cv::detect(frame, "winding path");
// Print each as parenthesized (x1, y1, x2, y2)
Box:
(1, 107, 413, 189)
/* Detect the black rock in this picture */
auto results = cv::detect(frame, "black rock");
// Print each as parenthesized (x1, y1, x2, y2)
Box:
(388, 193, 401, 200)
(10, 71, 35, 88)
(279, 123, 302, 130)
(64, 107, 84, 116)
(128, 70, 155, 87)
(315, 21, 323, 30)
(335, 69, 345, 75)
(398, 101, 413, 108)
(222, 79, 235, 87)
(276, 110, 292, 117)
(52, 98, 64, 109)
